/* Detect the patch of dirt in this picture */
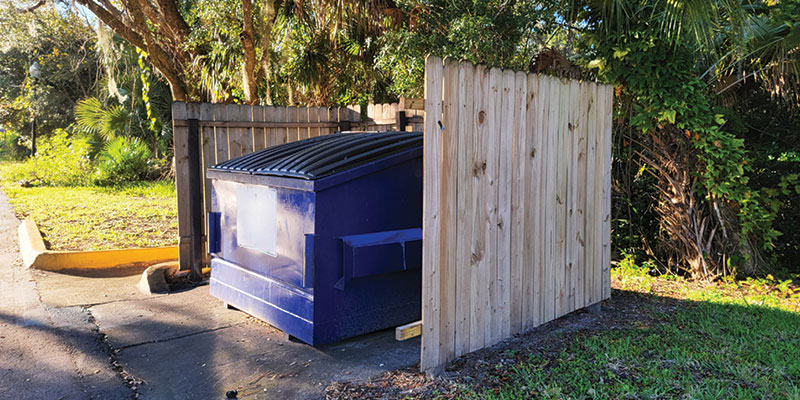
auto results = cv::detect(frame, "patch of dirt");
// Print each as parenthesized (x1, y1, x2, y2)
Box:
(165, 268, 210, 292)
(325, 280, 685, 399)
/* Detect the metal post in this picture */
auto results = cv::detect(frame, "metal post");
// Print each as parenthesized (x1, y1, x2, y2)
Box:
(396, 110, 407, 132)
(31, 116, 36, 156)
(187, 119, 204, 281)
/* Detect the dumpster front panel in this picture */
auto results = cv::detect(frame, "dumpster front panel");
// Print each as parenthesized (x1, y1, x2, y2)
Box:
(211, 179, 315, 289)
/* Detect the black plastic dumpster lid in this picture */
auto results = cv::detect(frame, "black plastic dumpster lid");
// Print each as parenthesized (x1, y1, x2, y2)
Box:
(210, 131, 422, 180)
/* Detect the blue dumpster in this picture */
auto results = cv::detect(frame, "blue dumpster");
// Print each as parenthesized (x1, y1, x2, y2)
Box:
(206, 131, 423, 345)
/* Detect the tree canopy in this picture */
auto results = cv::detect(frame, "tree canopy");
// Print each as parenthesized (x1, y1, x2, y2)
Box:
(10, 0, 800, 279)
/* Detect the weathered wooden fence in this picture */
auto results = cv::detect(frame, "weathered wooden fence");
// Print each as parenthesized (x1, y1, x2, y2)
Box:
(421, 56, 613, 370)
(172, 102, 424, 276)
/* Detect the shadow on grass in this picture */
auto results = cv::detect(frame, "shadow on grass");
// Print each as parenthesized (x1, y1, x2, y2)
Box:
(460, 288, 800, 400)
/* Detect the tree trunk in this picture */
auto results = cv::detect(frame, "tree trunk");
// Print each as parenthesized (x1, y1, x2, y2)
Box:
(241, 0, 258, 104)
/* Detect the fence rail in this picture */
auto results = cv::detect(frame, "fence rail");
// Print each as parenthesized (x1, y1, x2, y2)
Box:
(172, 102, 424, 276)
(421, 56, 613, 370)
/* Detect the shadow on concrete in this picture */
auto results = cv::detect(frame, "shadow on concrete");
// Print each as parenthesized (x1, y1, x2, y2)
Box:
(0, 309, 131, 399)
(82, 285, 420, 400)
(44, 264, 149, 278)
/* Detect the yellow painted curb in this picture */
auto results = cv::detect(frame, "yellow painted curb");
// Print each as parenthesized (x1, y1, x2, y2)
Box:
(18, 219, 178, 271)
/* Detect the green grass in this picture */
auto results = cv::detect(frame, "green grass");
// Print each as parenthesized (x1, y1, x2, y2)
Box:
(468, 270, 800, 399)
(0, 162, 177, 251)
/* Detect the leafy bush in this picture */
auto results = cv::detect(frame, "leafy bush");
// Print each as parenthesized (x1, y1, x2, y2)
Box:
(0, 131, 28, 161)
(74, 97, 130, 140)
(5, 130, 92, 186)
(93, 136, 152, 185)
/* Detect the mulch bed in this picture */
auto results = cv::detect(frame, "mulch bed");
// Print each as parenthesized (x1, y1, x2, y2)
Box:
(325, 282, 683, 399)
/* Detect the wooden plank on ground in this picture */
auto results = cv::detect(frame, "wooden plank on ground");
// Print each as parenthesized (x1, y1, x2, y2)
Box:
(454, 61, 474, 357)
(469, 65, 489, 352)
(438, 58, 459, 364)
(510, 70, 528, 335)
(497, 69, 515, 339)
(421, 55, 444, 372)
(396, 321, 423, 341)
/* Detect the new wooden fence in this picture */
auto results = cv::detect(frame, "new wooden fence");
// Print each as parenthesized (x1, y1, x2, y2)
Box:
(172, 102, 424, 276)
(421, 56, 613, 370)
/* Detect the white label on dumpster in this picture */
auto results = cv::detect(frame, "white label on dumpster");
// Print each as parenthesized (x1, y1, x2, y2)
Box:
(236, 184, 277, 256)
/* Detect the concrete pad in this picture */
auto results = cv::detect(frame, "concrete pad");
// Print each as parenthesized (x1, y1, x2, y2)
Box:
(90, 286, 248, 349)
(90, 284, 420, 399)
(33, 265, 158, 308)
(119, 323, 420, 400)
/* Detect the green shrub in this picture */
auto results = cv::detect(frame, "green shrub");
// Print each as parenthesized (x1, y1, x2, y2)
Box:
(93, 136, 152, 185)
(0, 131, 28, 161)
(5, 130, 93, 186)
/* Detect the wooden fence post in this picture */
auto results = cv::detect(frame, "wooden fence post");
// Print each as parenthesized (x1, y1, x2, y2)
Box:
(173, 102, 204, 279)
(187, 118, 205, 280)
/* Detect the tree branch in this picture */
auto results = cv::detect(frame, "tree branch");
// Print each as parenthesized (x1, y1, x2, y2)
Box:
(16, 0, 48, 13)
(154, 0, 190, 40)
(126, 0, 188, 100)
(75, 0, 147, 50)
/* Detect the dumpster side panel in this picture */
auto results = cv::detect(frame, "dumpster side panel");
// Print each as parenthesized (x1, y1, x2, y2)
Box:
(312, 154, 423, 344)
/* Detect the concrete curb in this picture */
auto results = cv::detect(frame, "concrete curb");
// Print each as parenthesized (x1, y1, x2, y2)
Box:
(18, 219, 178, 271)
(138, 261, 179, 294)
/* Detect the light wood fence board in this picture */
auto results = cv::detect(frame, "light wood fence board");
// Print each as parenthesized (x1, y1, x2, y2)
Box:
(523, 73, 539, 330)
(213, 104, 229, 165)
(497, 69, 514, 339)
(172, 102, 190, 265)
(510, 70, 527, 335)
(486, 67, 503, 346)
(566, 79, 579, 312)
(200, 103, 215, 213)
(585, 84, 597, 306)
(226, 104, 243, 159)
(602, 86, 613, 300)
(469, 65, 489, 352)
(454, 61, 474, 356)
(438, 58, 459, 365)
(421, 56, 613, 371)
(421, 55, 444, 372)
(544, 76, 559, 323)
(252, 105, 265, 152)
(576, 82, 589, 309)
